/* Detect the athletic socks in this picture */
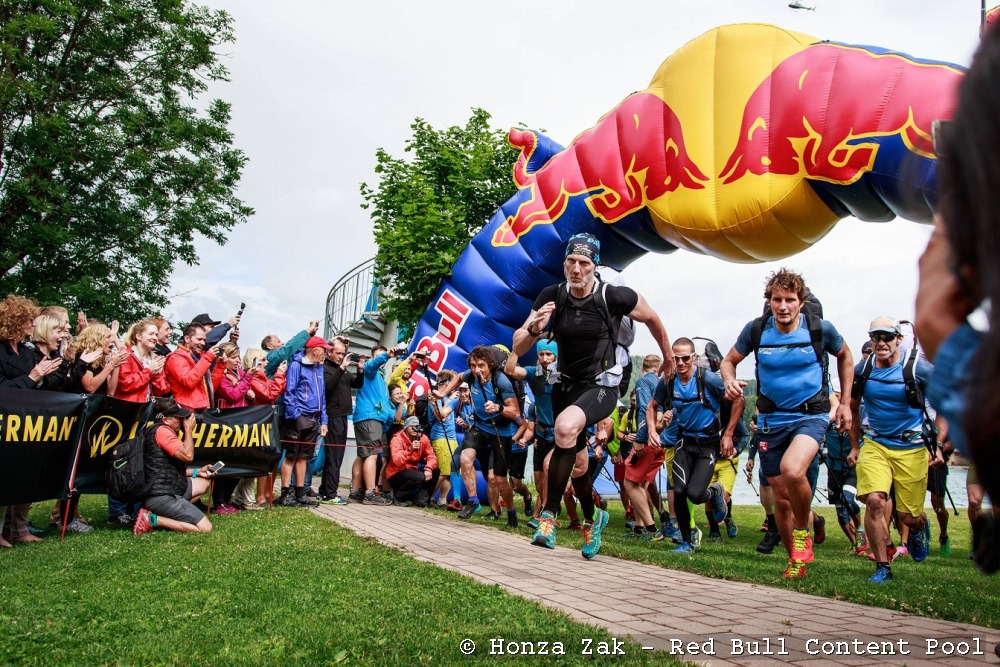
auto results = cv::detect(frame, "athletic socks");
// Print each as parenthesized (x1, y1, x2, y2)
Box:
(766, 513, 777, 533)
(544, 447, 577, 514)
(571, 473, 596, 523)
(149, 513, 158, 527)
(645, 524, 657, 534)
(468, 496, 479, 505)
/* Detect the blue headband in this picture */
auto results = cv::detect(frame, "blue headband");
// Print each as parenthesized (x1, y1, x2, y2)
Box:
(536, 339, 558, 356)
(565, 233, 600, 264)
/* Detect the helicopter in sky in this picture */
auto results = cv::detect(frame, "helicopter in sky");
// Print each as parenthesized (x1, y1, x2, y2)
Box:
(788, 1, 816, 10)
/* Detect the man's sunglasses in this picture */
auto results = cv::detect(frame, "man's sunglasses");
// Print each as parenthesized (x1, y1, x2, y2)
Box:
(675, 354, 696, 362)
(869, 331, 898, 343)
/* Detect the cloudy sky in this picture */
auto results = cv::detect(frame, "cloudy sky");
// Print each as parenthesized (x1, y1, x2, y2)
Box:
(172, 0, 984, 377)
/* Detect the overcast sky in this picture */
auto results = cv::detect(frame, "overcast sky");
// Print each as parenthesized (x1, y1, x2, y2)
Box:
(171, 0, 984, 378)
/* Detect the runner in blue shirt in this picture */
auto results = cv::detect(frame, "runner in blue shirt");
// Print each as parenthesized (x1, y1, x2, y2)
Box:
(848, 317, 942, 583)
(721, 269, 854, 579)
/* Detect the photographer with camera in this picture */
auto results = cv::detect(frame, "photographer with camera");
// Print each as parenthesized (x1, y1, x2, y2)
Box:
(349, 344, 408, 505)
(386, 416, 439, 506)
(261, 320, 320, 379)
(320, 336, 363, 504)
(133, 398, 217, 536)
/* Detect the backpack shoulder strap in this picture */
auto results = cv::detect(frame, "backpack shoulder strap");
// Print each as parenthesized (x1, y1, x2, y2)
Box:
(851, 353, 875, 400)
(696, 366, 709, 408)
(749, 314, 767, 354)
(805, 313, 825, 367)
(593, 279, 618, 352)
(547, 282, 569, 341)
(903, 346, 924, 409)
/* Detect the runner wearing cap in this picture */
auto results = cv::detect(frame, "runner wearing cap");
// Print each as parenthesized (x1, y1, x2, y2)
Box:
(512, 233, 675, 559)
(848, 316, 942, 583)
(278, 335, 331, 508)
(386, 416, 439, 506)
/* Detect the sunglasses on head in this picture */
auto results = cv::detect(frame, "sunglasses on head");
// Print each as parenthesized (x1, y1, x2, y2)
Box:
(869, 331, 898, 343)
(675, 353, 696, 362)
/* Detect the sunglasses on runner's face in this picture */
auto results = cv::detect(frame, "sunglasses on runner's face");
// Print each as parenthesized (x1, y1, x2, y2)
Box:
(869, 331, 898, 343)
(675, 354, 696, 363)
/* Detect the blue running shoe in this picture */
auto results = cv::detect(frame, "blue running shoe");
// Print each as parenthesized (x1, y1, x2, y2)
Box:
(581, 509, 609, 560)
(869, 563, 893, 584)
(908, 521, 931, 563)
(531, 511, 556, 549)
(672, 542, 694, 554)
(709, 482, 727, 523)
(652, 522, 681, 543)
(725, 516, 738, 538)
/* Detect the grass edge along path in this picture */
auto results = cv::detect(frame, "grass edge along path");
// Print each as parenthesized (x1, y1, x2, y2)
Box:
(446, 502, 999, 629)
(0, 498, 676, 666)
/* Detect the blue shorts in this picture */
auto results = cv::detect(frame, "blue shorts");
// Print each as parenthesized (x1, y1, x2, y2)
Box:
(757, 417, 827, 480)
(759, 452, 820, 493)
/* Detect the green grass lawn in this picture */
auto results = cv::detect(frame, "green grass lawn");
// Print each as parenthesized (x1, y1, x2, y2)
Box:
(463, 501, 999, 628)
(0, 497, 675, 666)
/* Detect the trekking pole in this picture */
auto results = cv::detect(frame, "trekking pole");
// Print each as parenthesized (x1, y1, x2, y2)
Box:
(734, 457, 759, 497)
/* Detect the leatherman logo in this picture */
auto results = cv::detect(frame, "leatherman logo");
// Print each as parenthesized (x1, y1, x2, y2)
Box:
(89, 416, 124, 457)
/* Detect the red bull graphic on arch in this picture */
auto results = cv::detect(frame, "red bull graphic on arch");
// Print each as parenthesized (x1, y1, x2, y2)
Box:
(409, 23, 964, 373)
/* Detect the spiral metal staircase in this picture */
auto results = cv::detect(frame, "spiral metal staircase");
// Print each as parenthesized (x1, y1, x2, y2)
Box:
(324, 258, 399, 357)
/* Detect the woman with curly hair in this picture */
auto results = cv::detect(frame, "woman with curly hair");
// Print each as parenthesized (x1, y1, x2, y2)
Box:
(0, 295, 62, 546)
(74, 322, 129, 396)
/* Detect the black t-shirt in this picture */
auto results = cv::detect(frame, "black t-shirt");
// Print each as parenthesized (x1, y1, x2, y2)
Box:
(532, 282, 638, 382)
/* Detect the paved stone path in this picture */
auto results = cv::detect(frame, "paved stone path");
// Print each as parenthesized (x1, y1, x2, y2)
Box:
(315, 503, 999, 665)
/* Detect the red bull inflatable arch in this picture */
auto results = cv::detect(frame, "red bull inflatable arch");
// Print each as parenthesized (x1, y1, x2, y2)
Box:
(409, 23, 964, 372)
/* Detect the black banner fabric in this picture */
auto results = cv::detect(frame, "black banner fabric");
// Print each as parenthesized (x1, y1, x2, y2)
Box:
(75, 395, 154, 495)
(0, 388, 87, 505)
(188, 405, 282, 477)
(0, 388, 281, 505)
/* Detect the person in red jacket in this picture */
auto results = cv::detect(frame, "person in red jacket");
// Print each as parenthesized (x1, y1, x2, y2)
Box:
(164, 323, 219, 411)
(114, 318, 170, 403)
(386, 416, 439, 507)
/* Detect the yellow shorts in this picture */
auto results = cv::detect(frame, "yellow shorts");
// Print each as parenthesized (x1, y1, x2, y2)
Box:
(663, 447, 675, 486)
(710, 458, 737, 495)
(431, 438, 456, 476)
(856, 437, 928, 518)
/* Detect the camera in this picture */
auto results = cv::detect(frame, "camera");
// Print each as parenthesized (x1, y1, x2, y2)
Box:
(349, 353, 360, 362)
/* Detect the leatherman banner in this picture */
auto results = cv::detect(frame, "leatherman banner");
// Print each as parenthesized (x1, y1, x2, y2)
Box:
(0, 388, 87, 505)
(188, 405, 281, 477)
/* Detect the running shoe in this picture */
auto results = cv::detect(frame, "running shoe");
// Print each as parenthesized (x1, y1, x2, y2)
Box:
(639, 531, 656, 542)
(507, 511, 518, 529)
(581, 509, 609, 560)
(624, 519, 636, 533)
(672, 542, 694, 554)
(133, 509, 154, 536)
(939, 535, 951, 557)
(65, 517, 94, 534)
(813, 515, 826, 544)
(725, 517, 738, 538)
(106, 514, 134, 529)
(348, 489, 364, 504)
(708, 530, 723, 544)
(709, 483, 727, 523)
(791, 528, 814, 564)
(908, 522, 931, 563)
(783, 559, 807, 579)
(869, 544, 897, 561)
(363, 491, 392, 506)
(483, 510, 500, 520)
(652, 523, 681, 543)
(527, 517, 540, 530)
(756, 530, 781, 554)
(869, 563, 893, 584)
(691, 526, 703, 550)
(892, 545, 909, 562)
(457, 501, 481, 519)
(531, 511, 557, 549)
(446, 498, 462, 512)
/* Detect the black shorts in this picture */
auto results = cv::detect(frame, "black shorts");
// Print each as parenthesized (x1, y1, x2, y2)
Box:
(927, 464, 949, 496)
(508, 450, 528, 480)
(826, 466, 858, 506)
(552, 381, 620, 452)
(464, 427, 514, 478)
(282, 415, 320, 460)
(533, 437, 555, 470)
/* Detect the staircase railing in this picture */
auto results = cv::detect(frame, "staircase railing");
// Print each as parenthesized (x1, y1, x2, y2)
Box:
(325, 258, 378, 338)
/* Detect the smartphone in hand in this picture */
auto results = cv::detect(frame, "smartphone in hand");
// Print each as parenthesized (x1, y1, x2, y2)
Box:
(208, 461, 225, 474)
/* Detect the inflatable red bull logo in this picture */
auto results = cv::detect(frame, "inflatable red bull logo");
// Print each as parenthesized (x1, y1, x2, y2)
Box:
(408, 23, 965, 373)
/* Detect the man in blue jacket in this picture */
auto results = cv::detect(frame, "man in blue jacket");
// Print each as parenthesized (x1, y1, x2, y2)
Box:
(279, 336, 330, 507)
(350, 344, 407, 505)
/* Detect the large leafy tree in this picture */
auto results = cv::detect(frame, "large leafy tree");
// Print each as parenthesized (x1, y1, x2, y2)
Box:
(0, 0, 252, 323)
(360, 108, 519, 333)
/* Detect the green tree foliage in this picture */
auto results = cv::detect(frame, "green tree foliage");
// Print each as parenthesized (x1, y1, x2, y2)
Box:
(0, 0, 252, 323)
(360, 108, 518, 333)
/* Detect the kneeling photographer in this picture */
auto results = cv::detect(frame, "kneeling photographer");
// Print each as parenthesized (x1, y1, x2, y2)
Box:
(386, 417, 439, 506)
